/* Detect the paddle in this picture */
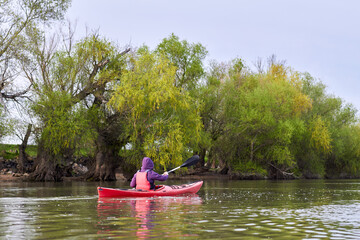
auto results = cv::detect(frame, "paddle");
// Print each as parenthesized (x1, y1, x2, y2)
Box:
(167, 155, 200, 173)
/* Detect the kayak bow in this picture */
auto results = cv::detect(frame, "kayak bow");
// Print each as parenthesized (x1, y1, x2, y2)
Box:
(98, 181, 203, 198)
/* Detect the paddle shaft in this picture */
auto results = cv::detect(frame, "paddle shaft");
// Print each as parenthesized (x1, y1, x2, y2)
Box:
(168, 166, 180, 173)
(165, 155, 199, 174)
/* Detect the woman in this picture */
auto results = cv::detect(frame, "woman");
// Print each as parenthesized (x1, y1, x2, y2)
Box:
(130, 157, 168, 190)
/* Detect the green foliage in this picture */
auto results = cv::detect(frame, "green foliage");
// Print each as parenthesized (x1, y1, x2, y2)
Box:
(34, 34, 122, 96)
(198, 60, 234, 166)
(155, 34, 209, 166)
(0, 106, 6, 140)
(155, 33, 208, 90)
(233, 161, 267, 176)
(32, 91, 93, 156)
(21, 0, 71, 22)
(220, 63, 312, 171)
(2, 9, 360, 180)
(0, 0, 72, 143)
(27, 31, 126, 164)
(334, 125, 360, 175)
(301, 150, 326, 178)
(0, 0, 71, 55)
(109, 50, 202, 169)
(0, 106, 17, 142)
(292, 73, 360, 178)
(309, 115, 332, 154)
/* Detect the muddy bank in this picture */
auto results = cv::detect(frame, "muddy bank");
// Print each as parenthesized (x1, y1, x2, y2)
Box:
(0, 164, 248, 182)
(0, 158, 273, 182)
(0, 171, 236, 182)
(0, 173, 26, 182)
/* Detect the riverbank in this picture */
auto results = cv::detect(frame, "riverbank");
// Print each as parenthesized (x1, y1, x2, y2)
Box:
(0, 169, 231, 182)
(0, 153, 264, 182)
(0, 173, 24, 182)
(1, 148, 358, 182)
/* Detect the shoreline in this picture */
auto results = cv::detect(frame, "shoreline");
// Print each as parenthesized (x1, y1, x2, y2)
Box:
(2, 171, 360, 183)
(0, 171, 230, 182)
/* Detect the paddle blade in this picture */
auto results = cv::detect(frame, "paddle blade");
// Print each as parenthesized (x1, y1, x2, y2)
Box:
(180, 155, 200, 168)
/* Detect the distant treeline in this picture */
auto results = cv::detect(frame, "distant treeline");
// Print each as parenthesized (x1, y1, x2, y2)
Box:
(1, 0, 359, 181)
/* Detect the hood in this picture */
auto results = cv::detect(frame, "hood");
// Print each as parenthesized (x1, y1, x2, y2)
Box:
(141, 157, 154, 171)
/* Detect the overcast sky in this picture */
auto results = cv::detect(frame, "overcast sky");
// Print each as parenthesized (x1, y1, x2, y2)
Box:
(66, 0, 360, 112)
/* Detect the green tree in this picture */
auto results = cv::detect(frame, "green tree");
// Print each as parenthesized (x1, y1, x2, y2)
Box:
(155, 34, 208, 165)
(197, 60, 235, 170)
(155, 33, 207, 90)
(293, 73, 359, 178)
(25, 30, 128, 181)
(109, 50, 202, 170)
(219, 62, 312, 177)
(323, 124, 360, 177)
(0, 0, 71, 102)
(0, 0, 71, 144)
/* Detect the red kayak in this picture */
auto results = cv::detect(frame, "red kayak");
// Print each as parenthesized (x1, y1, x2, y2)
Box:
(98, 181, 203, 198)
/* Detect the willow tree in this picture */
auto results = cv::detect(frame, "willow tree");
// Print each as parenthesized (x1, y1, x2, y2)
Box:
(155, 34, 208, 166)
(25, 30, 127, 181)
(0, 0, 71, 143)
(328, 124, 360, 177)
(109, 50, 202, 171)
(197, 60, 235, 170)
(155, 33, 207, 90)
(220, 63, 312, 177)
(294, 74, 360, 178)
(0, 0, 71, 95)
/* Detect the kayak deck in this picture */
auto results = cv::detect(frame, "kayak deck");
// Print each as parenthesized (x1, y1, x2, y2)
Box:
(98, 181, 203, 198)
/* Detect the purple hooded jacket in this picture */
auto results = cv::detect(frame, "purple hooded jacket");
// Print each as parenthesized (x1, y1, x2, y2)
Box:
(130, 157, 168, 189)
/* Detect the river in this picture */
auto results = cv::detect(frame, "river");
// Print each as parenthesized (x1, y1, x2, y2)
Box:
(0, 179, 359, 239)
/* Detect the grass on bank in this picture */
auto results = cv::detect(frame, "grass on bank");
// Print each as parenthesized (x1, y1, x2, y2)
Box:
(0, 144, 92, 160)
(0, 144, 38, 160)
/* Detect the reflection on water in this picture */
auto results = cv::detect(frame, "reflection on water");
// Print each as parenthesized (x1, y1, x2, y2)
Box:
(0, 180, 360, 239)
(97, 195, 202, 239)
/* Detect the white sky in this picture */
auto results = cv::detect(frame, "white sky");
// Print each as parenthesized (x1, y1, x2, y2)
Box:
(66, 0, 360, 112)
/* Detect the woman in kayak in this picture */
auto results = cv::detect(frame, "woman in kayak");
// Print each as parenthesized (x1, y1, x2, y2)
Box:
(130, 157, 168, 190)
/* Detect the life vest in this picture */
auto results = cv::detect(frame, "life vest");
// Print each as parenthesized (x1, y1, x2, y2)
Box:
(136, 171, 151, 190)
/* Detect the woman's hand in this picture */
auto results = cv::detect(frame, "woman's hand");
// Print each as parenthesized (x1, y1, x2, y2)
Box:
(163, 171, 168, 176)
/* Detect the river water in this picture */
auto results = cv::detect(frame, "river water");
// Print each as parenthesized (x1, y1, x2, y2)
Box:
(0, 179, 359, 239)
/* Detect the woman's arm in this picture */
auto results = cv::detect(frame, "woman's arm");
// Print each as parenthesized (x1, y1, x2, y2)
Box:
(149, 171, 168, 181)
(130, 173, 137, 187)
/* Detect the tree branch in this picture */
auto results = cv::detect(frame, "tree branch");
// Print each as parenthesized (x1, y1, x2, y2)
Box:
(1, 84, 32, 100)
(74, 48, 130, 102)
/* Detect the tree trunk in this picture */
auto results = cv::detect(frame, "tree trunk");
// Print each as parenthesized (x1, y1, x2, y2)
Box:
(29, 142, 64, 181)
(85, 126, 123, 181)
(84, 90, 127, 181)
(207, 147, 217, 169)
(219, 157, 229, 174)
(17, 124, 32, 173)
(195, 148, 206, 169)
(199, 148, 206, 167)
(86, 150, 119, 181)
(30, 157, 63, 181)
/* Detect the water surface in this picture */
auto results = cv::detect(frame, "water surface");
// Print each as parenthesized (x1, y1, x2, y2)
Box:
(0, 179, 359, 239)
